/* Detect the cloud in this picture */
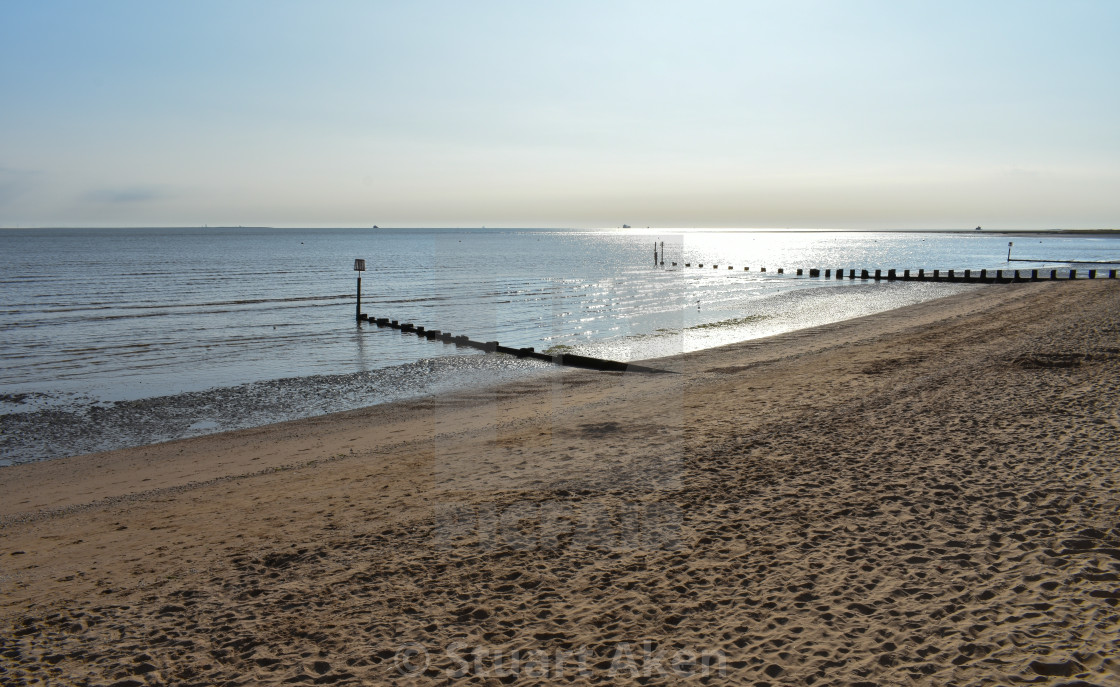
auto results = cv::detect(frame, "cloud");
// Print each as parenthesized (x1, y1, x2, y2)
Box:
(83, 186, 170, 203)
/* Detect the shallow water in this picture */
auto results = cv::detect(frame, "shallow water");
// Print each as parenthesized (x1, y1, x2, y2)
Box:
(2, 227, 1117, 464)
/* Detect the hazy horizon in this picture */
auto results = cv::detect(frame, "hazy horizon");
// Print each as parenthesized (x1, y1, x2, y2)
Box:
(3, 1, 1118, 230)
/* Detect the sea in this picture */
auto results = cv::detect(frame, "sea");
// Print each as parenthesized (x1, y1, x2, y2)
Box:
(3, 227, 1118, 466)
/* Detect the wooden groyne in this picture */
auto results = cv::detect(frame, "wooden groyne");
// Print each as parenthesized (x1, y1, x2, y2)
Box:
(676, 265, 1118, 283)
(348, 259, 1115, 374)
(356, 317, 670, 374)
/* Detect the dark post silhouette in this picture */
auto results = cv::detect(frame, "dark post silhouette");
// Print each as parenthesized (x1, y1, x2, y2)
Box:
(353, 258, 366, 322)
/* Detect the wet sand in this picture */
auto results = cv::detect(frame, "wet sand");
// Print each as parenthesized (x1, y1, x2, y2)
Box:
(2, 281, 1119, 685)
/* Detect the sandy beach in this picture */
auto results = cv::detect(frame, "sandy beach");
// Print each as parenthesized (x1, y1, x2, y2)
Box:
(2, 280, 1118, 686)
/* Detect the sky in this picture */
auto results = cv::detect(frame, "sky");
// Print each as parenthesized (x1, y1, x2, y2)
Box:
(1, 0, 1118, 229)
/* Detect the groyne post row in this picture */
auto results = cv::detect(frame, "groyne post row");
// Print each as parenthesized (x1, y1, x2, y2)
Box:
(353, 316, 669, 374)
(674, 265, 1118, 283)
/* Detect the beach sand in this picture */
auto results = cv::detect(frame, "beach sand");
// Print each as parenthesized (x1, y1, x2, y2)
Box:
(2, 281, 1118, 686)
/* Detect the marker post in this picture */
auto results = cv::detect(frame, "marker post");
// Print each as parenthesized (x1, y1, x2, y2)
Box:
(354, 258, 366, 322)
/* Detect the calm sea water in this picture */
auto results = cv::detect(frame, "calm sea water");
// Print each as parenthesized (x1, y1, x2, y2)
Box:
(2, 227, 1118, 464)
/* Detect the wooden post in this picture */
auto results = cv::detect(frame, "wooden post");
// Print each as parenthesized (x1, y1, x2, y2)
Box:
(353, 258, 366, 322)
(1089, 269, 1097, 279)
(1070, 269, 1077, 279)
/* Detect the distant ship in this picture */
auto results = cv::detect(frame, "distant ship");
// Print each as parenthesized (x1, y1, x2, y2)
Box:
(974, 226, 982, 231)
(622, 224, 631, 228)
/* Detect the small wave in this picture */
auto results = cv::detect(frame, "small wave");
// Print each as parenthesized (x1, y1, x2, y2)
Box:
(36, 294, 352, 315)
(0, 354, 555, 465)
(687, 314, 773, 330)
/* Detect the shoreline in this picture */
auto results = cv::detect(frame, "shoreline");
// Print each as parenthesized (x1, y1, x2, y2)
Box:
(0, 279, 978, 467)
(2, 281, 1118, 685)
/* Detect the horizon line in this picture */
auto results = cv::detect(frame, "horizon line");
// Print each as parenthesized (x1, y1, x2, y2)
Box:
(2, 225, 1119, 234)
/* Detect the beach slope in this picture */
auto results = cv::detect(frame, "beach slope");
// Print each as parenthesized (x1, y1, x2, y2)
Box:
(2, 281, 1119, 685)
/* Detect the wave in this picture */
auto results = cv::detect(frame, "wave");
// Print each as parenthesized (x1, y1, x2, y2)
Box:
(0, 354, 554, 466)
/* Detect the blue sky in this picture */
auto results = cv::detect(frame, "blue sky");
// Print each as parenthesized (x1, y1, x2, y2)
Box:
(1, 0, 1118, 228)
